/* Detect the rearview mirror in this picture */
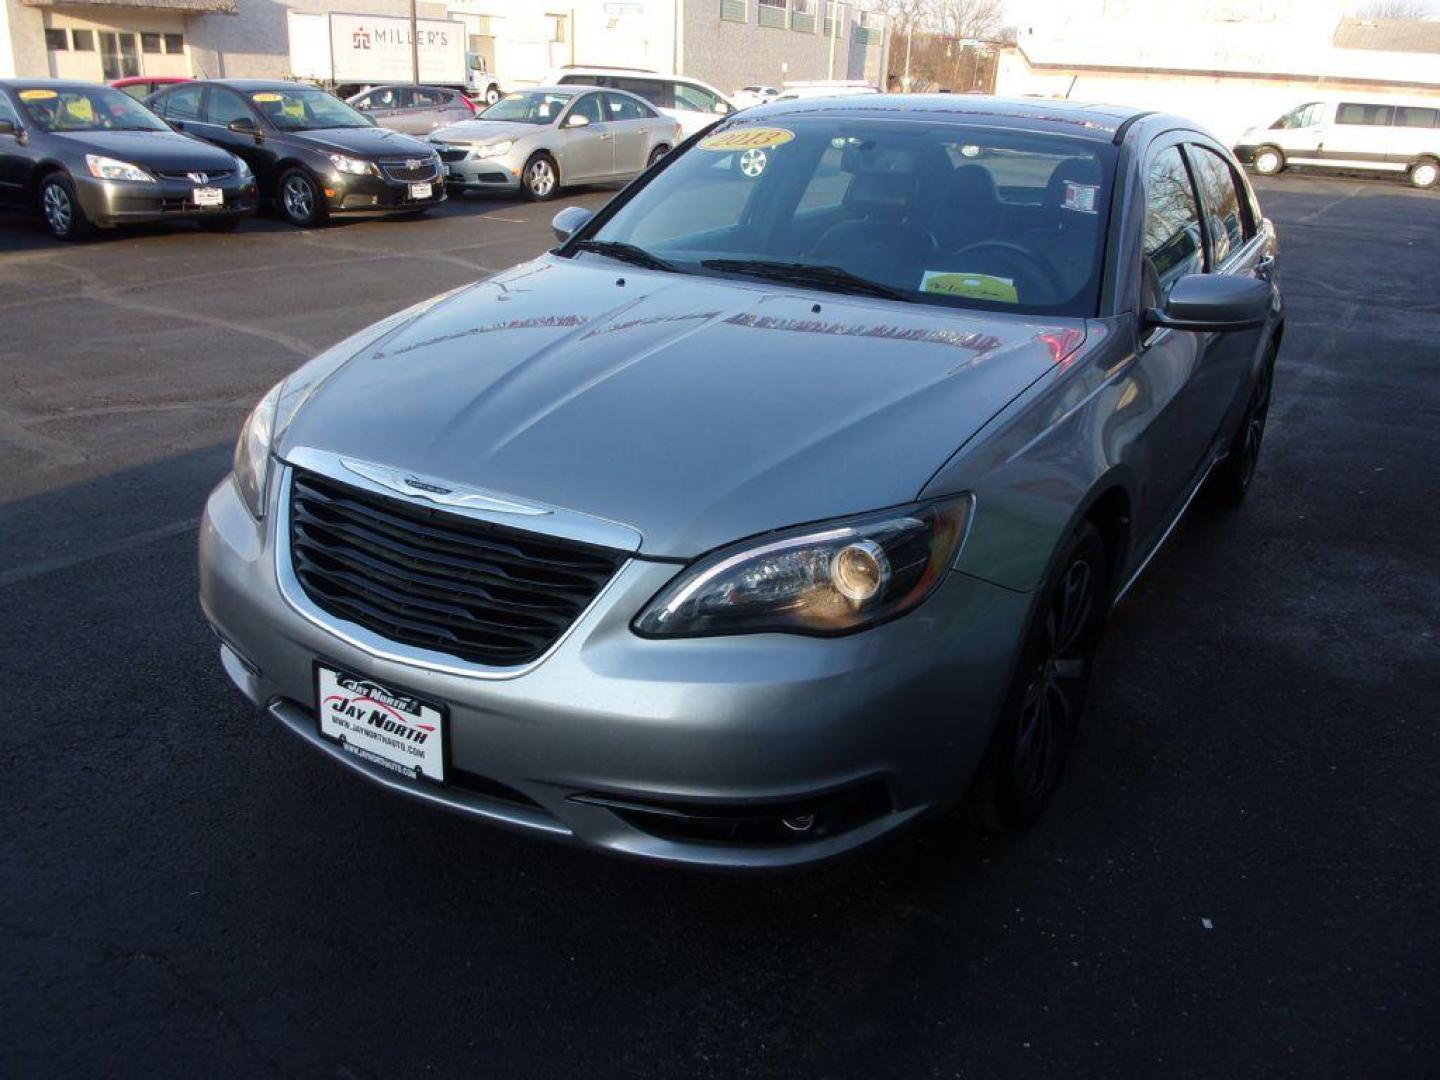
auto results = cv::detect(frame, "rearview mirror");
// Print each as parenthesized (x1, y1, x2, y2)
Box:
(564, 112, 590, 128)
(1145, 274, 1271, 333)
(227, 117, 260, 137)
(551, 205, 593, 243)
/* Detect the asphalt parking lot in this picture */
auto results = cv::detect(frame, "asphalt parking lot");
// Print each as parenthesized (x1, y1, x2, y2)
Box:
(2, 174, 1438, 1078)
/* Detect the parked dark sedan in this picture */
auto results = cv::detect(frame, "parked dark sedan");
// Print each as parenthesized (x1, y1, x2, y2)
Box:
(0, 79, 256, 240)
(147, 79, 446, 227)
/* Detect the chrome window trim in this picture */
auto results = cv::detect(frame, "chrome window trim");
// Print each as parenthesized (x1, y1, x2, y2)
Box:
(272, 463, 634, 681)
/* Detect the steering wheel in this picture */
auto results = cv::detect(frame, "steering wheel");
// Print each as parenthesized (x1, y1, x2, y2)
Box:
(947, 241, 1067, 301)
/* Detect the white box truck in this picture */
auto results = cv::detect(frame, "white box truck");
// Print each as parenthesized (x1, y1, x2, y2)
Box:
(288, 11, 475, 95)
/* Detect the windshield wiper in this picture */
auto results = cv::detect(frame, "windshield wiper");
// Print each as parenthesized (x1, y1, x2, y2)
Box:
(570, 240, 674, 272)
(700, 259, 911, 302)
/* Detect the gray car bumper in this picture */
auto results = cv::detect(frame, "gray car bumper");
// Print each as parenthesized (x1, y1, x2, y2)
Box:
(440, 156, 523, 192)
(199, 465, 1029, 869)
(75, 173, 257, 227)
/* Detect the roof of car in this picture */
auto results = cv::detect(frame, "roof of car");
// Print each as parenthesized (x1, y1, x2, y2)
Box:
(742, 93, 1148, 142)
(190, 79, 319, 91)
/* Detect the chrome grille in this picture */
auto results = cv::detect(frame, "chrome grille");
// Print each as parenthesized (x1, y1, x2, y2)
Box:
(288, 470, 624, 667)
(380, 158, 440, 182)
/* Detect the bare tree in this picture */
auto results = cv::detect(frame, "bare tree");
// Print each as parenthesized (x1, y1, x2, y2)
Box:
(933, 0, 1004, 42)
(1353, 0, 1435, 18)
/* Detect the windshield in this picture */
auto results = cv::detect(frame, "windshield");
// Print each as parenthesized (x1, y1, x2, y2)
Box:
(16, 86, 169, 133)
(478, 91, 572, 124)
(251, 88, 370, 131)
(1271, 102, 1321, 130)
(582, 117, 1116, 316)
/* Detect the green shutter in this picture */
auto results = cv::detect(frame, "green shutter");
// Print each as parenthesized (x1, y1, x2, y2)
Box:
(758, 4, 787, 28)
(720, 0, 748, 22)
(792, 12, 816, 32)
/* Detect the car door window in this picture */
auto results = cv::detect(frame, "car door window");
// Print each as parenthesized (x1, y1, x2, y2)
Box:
(411, 88, 443, 109)
(673, 82, 720, 113)
(351, 92, 374, 112)
(1394, 106, 1439, 129)
(205, 88, 252, 127)
(615, 78, 669, 109)
(602, 93, 646, 122)
(0, 93, 19, 128)
(571, 93, 605, 125)
(371, 87, 401, 111)
(1142, 145, 1205, 308)
(163, 84, 204, 122)
(1188, 146, 1247, 265)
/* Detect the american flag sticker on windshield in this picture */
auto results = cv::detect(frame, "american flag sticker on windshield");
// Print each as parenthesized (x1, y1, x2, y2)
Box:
(1064, 181, 1099, 213)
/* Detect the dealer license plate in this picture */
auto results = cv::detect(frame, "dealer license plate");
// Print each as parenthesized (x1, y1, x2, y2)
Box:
(192, 186, 223, 207)
(316, 664, 446, 782)
(409, 182, 433, 200)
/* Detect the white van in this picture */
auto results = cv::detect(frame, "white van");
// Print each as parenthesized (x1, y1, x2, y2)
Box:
(1233, 98, 1440, 189)
(542, 66, 736, 138)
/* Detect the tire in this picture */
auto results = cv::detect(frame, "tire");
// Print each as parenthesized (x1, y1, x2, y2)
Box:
(38, 173, 94, 241)
(521, 153, 559, 201)
(277, 168, 327, 228)
(485, 85, 501, 106)
(1409, 159, 1439, 190)
(647, 145, 669, 168)
(1252, 146, 1284, 177)
(968, 522, 1108, 833)
(1208, 344, 1277, 507)
(198, 217, 242, 233)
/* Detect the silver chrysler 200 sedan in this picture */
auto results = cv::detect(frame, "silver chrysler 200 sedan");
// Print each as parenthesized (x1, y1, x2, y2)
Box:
(428, 86, 682, 200)
(200, 96, 1283, 869)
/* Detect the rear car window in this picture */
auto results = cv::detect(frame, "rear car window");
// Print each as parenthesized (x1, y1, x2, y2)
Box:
(1336, 103, 1394, 126)
(1394, 106, 1439, 129)
(163, 84, 204, 122)
(602, 93, 648, 122)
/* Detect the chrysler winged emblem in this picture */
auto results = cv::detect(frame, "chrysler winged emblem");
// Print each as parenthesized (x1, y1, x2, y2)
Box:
(341, 458, 551, 516)
(187, 172, 209, 185)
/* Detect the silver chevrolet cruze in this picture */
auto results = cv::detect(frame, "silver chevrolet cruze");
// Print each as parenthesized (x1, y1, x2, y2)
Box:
(200, 97, 1283, 869)
(429, 86, 682, 201)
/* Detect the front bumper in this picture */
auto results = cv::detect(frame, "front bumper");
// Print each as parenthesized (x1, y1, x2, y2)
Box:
(77, 173, 258, 226)
(199, 463, 1029, 869)
(322, 169, 448, 214)
(437, 152, 524, 192)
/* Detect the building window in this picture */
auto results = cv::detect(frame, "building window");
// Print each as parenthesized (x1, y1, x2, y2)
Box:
(141, 32, 161, 53)
(720, 0, 748, 22)
(163, 33, 184, 54)
(45, 28, 69, 50)
(71, 29, 95, 51)
(792, 0, 816, 32)
(758, 0, 787, 29)
(823, 1, 844, 37)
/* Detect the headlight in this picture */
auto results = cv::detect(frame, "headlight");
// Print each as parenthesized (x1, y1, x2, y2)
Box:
(85, 155, 152, 182)
(233, 383, 281, 519)
(473, 140, 512, 159)
(633, 496, 973, 638)
(326, 153, 376, 176)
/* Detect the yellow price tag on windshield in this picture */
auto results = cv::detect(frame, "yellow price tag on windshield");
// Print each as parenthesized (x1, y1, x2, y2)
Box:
(252, 92, 283, 103)
(19, 89, 58, 101)
(920, 271, 1019, 304)
(698, 127, 794, 151)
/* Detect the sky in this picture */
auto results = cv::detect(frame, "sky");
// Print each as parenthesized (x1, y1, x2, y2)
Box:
(1004, 0, 1435, 27)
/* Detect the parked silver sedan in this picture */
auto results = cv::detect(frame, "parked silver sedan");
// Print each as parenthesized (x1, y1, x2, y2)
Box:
(201, 97, 1283, 869)
(347, 85, 475, 136)
(428, 85, 681, 200)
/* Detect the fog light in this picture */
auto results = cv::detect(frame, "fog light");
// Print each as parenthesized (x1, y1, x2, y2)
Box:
(830, 539, 890, 602)
(781, 813, 815, 833)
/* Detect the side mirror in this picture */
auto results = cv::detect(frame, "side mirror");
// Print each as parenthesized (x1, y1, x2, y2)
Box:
(564, 112, 590, 128)
(714, 101, 731, 114)
(227, 117, 260, 138)
(1145, 274, 1271, 333)
(551, 205, 593, 243)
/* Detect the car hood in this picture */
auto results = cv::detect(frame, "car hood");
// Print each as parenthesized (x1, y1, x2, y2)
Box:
(57, 129, 237, 170)
(429, 119, 541, 145)
(293, 126, 435, 157)
(277, 257, 1081, 557)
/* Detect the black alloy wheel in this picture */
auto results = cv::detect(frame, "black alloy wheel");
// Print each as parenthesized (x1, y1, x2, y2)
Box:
(970, 523, 1108, 831)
